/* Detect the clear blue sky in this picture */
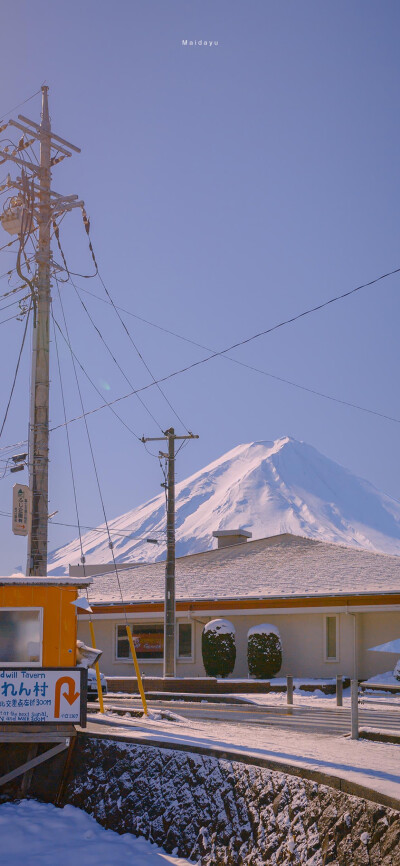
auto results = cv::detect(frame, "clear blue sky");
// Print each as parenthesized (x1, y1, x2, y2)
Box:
(0, 1, 399, 572)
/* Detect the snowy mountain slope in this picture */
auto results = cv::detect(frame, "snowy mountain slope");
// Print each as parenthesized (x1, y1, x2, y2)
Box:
(48, 436, 400, 574)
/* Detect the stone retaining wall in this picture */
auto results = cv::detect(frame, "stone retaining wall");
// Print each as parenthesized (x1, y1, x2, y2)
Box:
(64, 735, 400, 865)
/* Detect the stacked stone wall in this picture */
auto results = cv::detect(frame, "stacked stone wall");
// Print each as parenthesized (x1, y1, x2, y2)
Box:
(65, 735, 400, 865)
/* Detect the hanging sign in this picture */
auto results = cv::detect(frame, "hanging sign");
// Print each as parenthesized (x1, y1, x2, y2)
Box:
(0, 667, 87, 725)
(12, 484, 31, 536)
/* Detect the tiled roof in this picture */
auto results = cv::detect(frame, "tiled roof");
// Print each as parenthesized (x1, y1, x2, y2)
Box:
(86, 534, 400, 605)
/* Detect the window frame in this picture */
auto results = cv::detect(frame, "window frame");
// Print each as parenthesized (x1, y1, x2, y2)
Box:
(114, 621, 164, 663)
(0, 607, 43, 667)
(177, 620, 194, 662)
(323, 614, 339, 662)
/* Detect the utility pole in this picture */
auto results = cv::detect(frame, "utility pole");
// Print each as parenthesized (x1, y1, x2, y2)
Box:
(0, 86, 83, 575)
(27, 87, 51, 577)
(141, 428, 199, 677)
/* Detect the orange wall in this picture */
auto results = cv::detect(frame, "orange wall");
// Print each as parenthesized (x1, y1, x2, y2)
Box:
(0, 584, 77, 666)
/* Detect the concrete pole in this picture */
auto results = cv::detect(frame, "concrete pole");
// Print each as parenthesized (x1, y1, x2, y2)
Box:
(164, 427, 176, 677)
(351, 679, 359, 739)
(27, 86, 51, 576)
(287, 675, 294, 705)
(336, 674, 343, 707)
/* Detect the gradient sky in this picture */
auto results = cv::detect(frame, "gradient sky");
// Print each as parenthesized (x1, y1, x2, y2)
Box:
(0, 1, 399, 572)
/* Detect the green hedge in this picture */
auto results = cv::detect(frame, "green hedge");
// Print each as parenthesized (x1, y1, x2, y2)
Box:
(248, 628, 282, 679)
(202, 620, 236, 678)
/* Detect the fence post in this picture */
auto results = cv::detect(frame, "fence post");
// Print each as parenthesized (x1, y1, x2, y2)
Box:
(336, 675, 343, 707)
(351, 679, 359, 739)
(287, 675, 294, 705)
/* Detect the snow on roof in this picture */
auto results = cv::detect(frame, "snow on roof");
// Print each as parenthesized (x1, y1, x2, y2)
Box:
(0, 576, 92, 587)
(84, 534, 400, 606)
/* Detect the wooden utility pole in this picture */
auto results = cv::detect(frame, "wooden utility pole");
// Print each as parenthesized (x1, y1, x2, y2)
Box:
(141, 428, 198, 677)
(0, 85, 82, 575)
(27, 87, 51, 576)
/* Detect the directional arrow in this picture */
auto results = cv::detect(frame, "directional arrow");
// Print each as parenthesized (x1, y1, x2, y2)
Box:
(54, 676, 80, 718)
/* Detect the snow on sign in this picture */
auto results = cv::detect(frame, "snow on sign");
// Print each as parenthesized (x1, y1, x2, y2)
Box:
(12, 483, 31, 536)
(0, 668, 87, 725)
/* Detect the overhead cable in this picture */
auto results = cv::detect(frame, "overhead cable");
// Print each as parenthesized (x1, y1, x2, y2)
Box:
(76, 211, 190, 432)
(0, 88, 41, 124)
(77, 285, 400, 424)
(65, 274, 163, 433)
(0, 303, 31, 438)
(52, 280, 142, 441)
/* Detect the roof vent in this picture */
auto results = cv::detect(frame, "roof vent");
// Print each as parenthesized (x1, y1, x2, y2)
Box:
(212, 529, 252, 550)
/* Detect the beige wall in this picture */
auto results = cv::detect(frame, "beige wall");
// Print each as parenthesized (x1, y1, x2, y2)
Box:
(78, 608, 400, 681)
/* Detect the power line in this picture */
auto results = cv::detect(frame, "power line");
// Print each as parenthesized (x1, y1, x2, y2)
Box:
(63, 273, 163, 432)
(72, 213, 190, 432)
(0, 304, 31, 438)
(52, 281, 142, 441)
(0, 88, 41, 124)
(0, 311, 29, 326)
(77, 283, 400, 425)
(47, 262, 400, 430)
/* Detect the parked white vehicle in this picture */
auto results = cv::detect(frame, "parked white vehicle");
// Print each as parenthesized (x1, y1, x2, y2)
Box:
(87, 668, 108, 701)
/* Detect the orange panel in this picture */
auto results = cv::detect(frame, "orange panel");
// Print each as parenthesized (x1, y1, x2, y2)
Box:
(60, 588, 77, 666)
(1, 584, 78, 668)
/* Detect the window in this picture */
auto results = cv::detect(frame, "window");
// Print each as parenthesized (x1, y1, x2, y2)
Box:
(178, 622, 192, 658)
(116, 624, 163, 660)
(0, 609, 42, 666)
(325, 615, 338, 661)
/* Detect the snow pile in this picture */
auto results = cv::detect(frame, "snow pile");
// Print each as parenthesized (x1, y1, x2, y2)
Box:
(0, 799, 193, 865)
(248, 623, 280, 638)
(368, 638, 400, 653)
(49, 436, 400, 574)
(204, 618, 235, 635)
(364, 670, 400, 686)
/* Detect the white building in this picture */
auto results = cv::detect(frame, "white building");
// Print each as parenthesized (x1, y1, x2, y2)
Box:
(72, 532, 400, 682)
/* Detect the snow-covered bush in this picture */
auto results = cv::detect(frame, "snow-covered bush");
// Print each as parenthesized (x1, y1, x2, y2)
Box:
(202, 619, 236, 678)
(247, 623, 282, 678)
(394, 658, 400, 682)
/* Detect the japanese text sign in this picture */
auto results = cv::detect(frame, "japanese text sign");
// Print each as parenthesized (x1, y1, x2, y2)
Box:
(0, 668, 87, 725)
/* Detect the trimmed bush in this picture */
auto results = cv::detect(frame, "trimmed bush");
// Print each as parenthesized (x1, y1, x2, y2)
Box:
(394, 658, 400, 682)
(202, 619, 236, 678)
(248, 624, 282, 678)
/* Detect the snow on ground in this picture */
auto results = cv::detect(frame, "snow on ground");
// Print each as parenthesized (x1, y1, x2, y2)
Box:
(84, 702, 400, 805)
(0, 799, 193, 866)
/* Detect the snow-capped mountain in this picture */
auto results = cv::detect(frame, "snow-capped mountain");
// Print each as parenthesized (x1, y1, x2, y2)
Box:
(48, 436, 400, 574)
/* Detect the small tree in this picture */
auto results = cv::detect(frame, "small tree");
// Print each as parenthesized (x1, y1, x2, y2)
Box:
(202, 619, 236, 678)
(248, 624, 282, 679)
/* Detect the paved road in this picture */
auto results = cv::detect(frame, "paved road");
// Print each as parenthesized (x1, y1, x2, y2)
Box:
(99, 696, 400, 737)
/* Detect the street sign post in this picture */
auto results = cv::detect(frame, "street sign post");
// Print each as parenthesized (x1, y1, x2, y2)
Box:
(0, 667, 87, 726)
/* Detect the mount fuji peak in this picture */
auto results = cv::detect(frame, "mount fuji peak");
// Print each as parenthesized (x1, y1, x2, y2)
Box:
(48, 436, 400, 574)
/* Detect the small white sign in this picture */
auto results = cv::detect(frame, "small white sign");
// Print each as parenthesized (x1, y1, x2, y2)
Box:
(0, 669, 84, 724)
(12, 484, 31, 536)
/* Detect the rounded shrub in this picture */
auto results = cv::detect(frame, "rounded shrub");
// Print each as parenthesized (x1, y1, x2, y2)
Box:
(394, 658, 400, 682)
(247, 624, 282, 679)
(202, 618, 236, 678)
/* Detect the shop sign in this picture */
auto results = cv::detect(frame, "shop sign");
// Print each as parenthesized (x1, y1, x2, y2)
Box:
(0, 667, 87, 725)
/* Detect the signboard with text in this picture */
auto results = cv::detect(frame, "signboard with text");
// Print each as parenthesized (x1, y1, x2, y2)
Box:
(0, 668, 87, 726)
(12, 484, 31, 536)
